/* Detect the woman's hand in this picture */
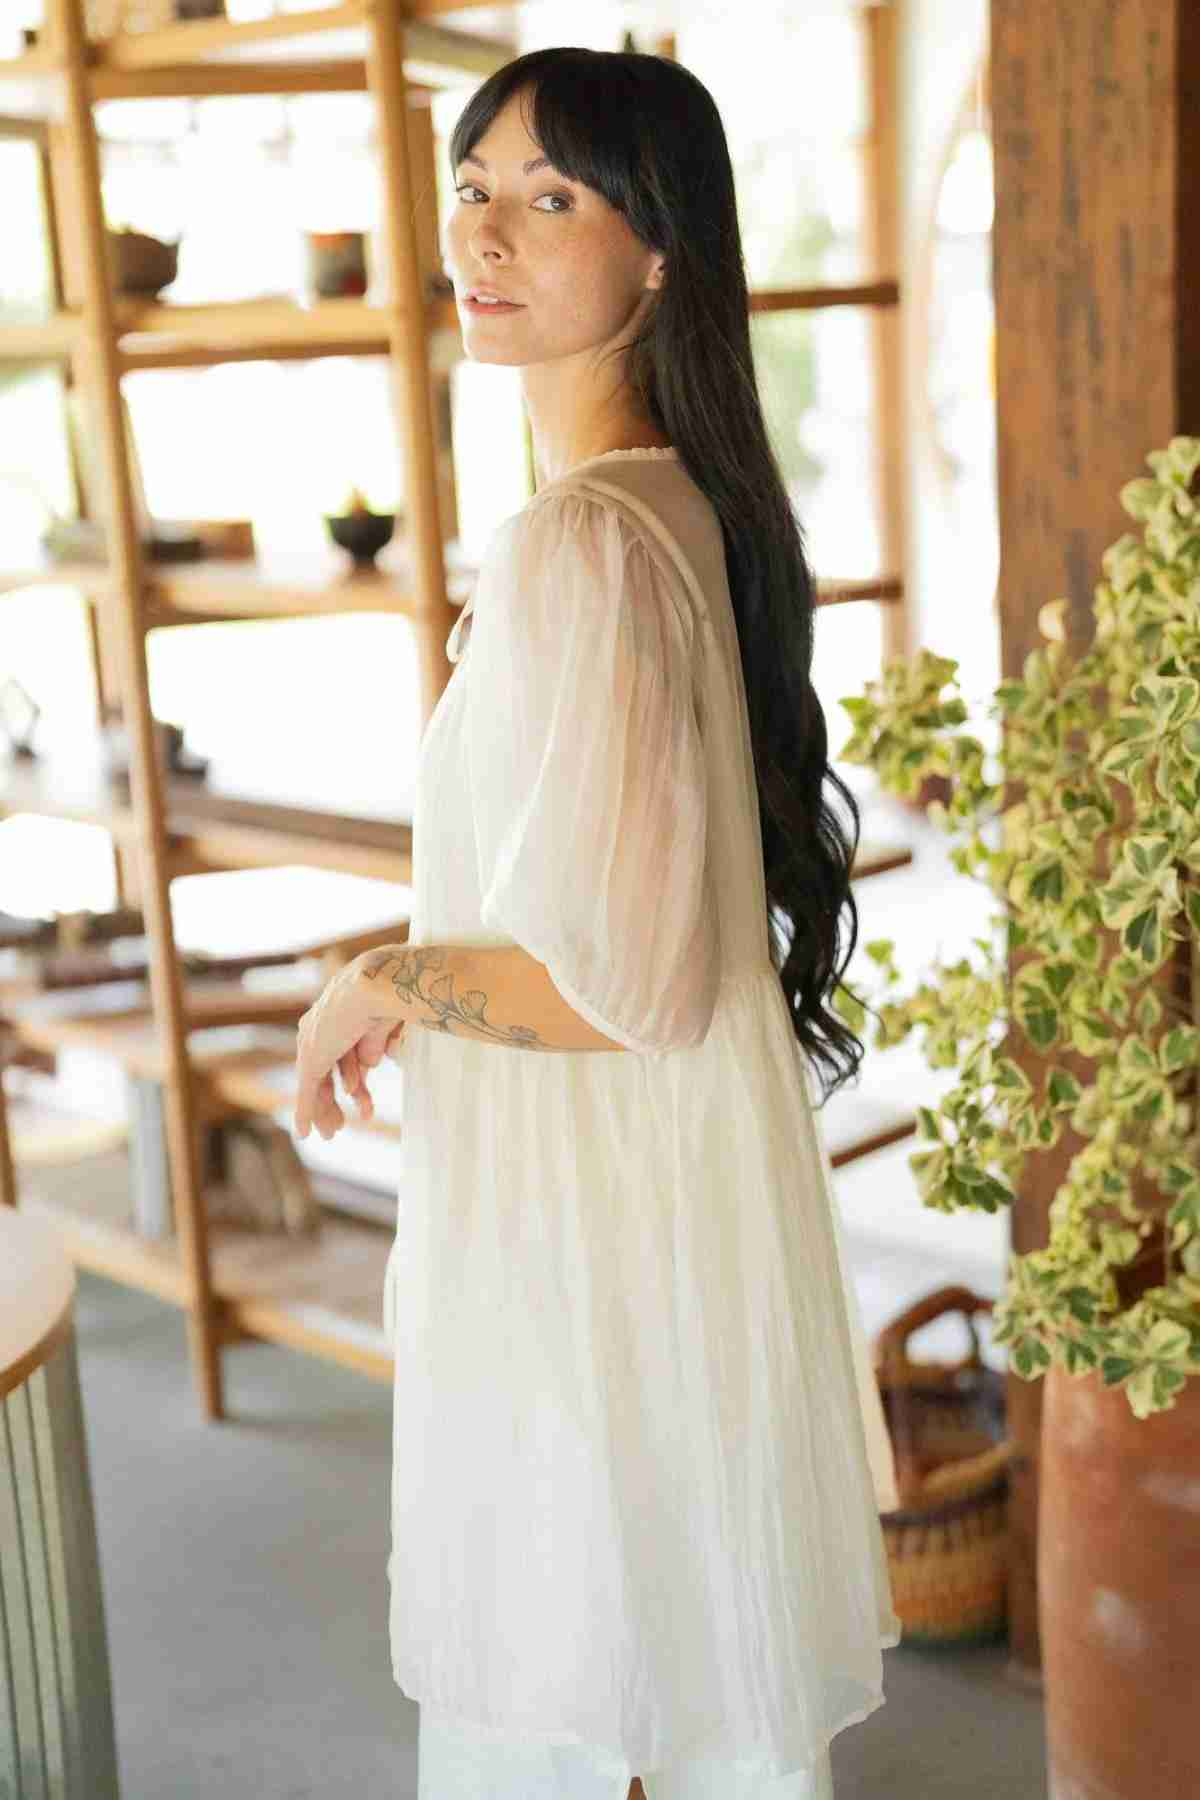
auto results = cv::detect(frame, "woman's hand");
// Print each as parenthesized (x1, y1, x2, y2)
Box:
(345, 1017, 409, 1121)
(293, 958, 408, 1141)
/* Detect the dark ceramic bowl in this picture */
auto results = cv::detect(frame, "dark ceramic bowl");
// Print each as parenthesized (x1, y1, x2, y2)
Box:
(108, 229, 180, 298)
(324, 510, 396, 565)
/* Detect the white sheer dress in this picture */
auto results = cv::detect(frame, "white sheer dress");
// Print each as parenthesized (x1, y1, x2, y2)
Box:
(383, 447, 902, 1799)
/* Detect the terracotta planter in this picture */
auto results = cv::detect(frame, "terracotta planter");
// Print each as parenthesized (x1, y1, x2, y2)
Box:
(1039, 1359, 1200, 1797)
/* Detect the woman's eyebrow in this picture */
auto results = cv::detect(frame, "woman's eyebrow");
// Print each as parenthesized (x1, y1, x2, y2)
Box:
(459, 153, 567, 177)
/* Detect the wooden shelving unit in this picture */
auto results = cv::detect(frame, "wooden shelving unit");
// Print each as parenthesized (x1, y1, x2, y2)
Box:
(17, 1154, 397, 1379)
(0, 1, 915, 1421)
(0, 0, 504, 1420)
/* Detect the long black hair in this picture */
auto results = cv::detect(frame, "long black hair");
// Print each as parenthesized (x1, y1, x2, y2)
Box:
(447, 47, 865, 1102)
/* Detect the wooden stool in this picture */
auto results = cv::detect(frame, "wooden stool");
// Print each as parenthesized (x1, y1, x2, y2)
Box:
(0, 1207, 121, 1797)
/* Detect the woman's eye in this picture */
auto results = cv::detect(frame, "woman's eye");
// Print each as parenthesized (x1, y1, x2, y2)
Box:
(454, 184, 572, 213)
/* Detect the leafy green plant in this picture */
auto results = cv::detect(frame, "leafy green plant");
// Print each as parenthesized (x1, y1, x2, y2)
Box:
(836, 436, 1200, 1417)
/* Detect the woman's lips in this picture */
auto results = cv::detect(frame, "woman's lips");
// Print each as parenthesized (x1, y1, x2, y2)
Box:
(462, 295, 524, 313)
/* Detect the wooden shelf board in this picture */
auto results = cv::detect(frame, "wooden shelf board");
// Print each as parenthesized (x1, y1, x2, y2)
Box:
(749, 281, 900, 314)
(0, 293, 463, 365)
(1, 746, 416, 882)
(0, 524, 475, 620)
(851, 842, 915, 881)
(90, 54, 374, 100)
(115, 293, 393, 350)
(226, 1287, 391, 1380)
(204, 1049, 404, 1143)
(92, 5, 508, 79)
(87, 27, 508, 99)
(143, 537, 473, 619)
(0, 861, 408, 967)
(828, 1109, 917, 1169)
(165, 822, 412, 882)
(248, 1218, 393, 1372)
(98, 5, 363, 70)
(0, 54, 55, 121)
(0, 313, 80, 360)
(7, 1093, 129, 1169)
(16, 1158, 394, 1381)
(162, 863, 414, 961)
(0, 549, 114, 598)
(0, 972, 312, 1026)
(0, 986, 298, 1076)
(2, 748, 134, 833)
(815, 575, 903, 608)
(0, 48, 57, 75)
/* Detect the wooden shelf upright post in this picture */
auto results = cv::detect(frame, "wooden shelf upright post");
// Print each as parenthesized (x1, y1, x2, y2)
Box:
(863, 0, 908, 668)
(44, 0, 226, 1419)
(365, 0, 457, 737)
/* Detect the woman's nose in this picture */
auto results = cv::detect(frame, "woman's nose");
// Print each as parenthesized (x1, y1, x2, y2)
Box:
(468, 217, 508, 253)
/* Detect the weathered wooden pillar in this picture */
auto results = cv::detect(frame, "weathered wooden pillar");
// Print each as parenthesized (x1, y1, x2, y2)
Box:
(990, 0, 1200, 1675)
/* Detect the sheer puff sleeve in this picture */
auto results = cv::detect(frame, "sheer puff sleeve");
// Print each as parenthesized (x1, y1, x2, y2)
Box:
(463, 489, 721, 1057)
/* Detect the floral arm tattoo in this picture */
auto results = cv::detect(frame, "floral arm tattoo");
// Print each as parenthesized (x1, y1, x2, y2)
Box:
(358, 945, 550, 1051)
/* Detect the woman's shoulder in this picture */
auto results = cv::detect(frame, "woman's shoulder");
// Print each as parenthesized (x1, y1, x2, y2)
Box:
(497, 461, 719, 634)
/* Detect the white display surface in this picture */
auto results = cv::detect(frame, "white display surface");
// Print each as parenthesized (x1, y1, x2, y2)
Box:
(0, 1204, 75, 1381)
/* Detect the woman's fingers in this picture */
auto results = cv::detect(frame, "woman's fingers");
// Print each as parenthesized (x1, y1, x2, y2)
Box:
(358, 1021, 398, 1067)
(310, 1026, 406, 1139)
(358, 1020, 407, 1074)
(337, 1046, 363, 1098)
(316, 1070, 343, 1139)
(338, 1046, 374, 1120)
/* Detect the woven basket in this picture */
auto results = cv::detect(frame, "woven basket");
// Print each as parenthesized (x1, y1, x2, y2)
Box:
(873, 1284, 1015, 1648)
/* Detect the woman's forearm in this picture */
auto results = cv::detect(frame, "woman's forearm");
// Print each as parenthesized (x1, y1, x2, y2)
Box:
(354, 943, 629, 1053)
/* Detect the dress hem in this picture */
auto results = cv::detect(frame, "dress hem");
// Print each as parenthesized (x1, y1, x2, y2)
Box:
(392, 1657, 898, 1782)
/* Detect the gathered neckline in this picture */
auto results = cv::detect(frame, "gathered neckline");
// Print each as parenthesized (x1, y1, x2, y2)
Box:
(581, 446, 678, 461)
(536, 447, 680, 490)
(532, 446, 680, 497)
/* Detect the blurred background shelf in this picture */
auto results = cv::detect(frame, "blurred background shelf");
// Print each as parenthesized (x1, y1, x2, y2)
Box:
(18, 1147, 395, 1379)
(2, 747, 417, 878)
(1, 0, 924, 1426)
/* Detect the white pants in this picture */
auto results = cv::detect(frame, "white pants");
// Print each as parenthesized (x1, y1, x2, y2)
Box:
(417, 1707, 836, 1800)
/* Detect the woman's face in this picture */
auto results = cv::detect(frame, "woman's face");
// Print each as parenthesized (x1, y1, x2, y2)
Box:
(442, 89, 663, 370)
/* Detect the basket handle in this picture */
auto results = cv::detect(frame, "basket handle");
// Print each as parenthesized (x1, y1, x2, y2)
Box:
(873, 1283, 996, 1373)
(912, 1437, 1016, 1506)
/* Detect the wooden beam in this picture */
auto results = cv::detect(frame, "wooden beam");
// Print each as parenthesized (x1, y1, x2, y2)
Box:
(991, 0, 1200, 1681)
(993, 3, 1200, 675)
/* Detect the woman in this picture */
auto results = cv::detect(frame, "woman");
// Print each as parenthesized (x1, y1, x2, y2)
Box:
(293, 46, 901, 1800)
